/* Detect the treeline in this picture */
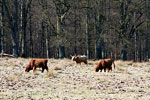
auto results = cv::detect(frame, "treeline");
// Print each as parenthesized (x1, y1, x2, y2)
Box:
(0, 0, 150, 61)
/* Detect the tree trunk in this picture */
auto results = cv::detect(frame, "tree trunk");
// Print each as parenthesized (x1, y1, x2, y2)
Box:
(46, 25, 49, 58)
(53, 0, 71, 58)
(0, 1, 4, 54)
(133, 12, 137, 61)
(41, 21, 45, 57)
(95, 43, 102, 59)
(86, 0, 90, 59)
(139, 41, 142, 62)
(145, 0, 150, 60)
(20, 0, 25, 57)
(74, 9, 77, 55)
(122, 49, 127, 61)
(12, 0, 19, 57)
(29, 13, 33, 57)
(58, 44, 65, 58)
(119, 0, 128, 61)
(94, 43, 97, 59)
(3, 0, 19, 57)
(57, 16, 65, 58)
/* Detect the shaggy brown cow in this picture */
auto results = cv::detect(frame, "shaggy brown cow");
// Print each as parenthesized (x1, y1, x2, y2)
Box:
(72, 55, 88, 64)
(95, 58, 115, 72)
(25, 59, 48, 73)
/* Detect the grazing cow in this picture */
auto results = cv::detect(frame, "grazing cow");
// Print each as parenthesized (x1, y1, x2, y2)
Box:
(95, 58, 115, 72)
(72, 55, 88, 64)
(25, 59, 48, 73)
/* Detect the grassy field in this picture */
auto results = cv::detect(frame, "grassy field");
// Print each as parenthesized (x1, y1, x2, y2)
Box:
(0, 58, 150, 100)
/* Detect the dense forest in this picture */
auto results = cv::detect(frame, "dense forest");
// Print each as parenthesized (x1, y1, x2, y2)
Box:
(0, 0, 149, 61)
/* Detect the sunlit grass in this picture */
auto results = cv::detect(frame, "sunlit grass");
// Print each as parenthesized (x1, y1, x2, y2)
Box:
(0, 58, 150, 100)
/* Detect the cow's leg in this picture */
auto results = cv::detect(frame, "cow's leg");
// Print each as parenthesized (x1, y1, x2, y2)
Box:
(104, 68, 106, 72)
(99, 68, 102, 72)
(106, 68, 109, 72)
(75, 62, 78, 65)
(108, 68, 110, 72)
(42, 68, 45, 73)
(45, 66, 49, 72)
(33, 66, 36, 73)
(79, 62, 81, 65)
(84, 61, 87, 64)
(100, 69, 102, 72)
(108, 67, 112, 72)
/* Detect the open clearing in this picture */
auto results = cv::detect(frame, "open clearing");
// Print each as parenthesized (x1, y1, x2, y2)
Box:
(0, 58, 150, 100)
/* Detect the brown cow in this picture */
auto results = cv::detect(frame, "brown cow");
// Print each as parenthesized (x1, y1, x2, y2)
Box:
(25, 59, 48, 73)
(95, 58, 115, 72)
(72, 55, 88, 64)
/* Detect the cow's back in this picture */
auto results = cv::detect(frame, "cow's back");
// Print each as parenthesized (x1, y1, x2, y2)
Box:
(104, 59, 114, 68)
(33, 59, 48, 68)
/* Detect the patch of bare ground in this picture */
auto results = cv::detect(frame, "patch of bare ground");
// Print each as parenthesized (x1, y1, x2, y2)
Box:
(0, 58, 150, 100)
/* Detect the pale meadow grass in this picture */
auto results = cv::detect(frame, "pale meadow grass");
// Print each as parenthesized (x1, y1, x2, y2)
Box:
(146, 61, 150, 65)
(53, 66, 62, 70)
(1, 58, 150, 100)
(132, 62, 147, 67)
(115, 60, 133, 67)
(46, 69, 56, 78)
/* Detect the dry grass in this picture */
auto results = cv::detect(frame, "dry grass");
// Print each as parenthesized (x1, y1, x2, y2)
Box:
(46, 70, 55, 78)
(87, 60, 99, 65)
(115, 60, 149, 68)
(146, 62, 150, 65)
(132, 62, 146, 67)
(53, 66, 62, 70)
(115, 60, 133, 67)
(1, 58, 150, 100)
(116, 65, 125, 71)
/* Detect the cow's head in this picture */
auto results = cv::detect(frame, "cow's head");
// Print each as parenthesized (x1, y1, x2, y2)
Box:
(71, 56, 75, 61)
(95, 66, 99, 72)
(25, 64, 32, 72)
(72, 56, 79, 61)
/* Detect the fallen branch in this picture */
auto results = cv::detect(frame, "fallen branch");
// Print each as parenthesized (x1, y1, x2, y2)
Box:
(0, 53, 16, 58)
